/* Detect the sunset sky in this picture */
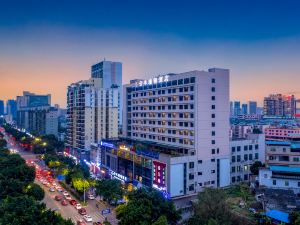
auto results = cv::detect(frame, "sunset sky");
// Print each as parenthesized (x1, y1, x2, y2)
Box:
(1, 0, 300, 107)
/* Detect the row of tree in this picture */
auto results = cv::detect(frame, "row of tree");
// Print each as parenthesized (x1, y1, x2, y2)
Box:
(3, 124, 64, 154)
(0, 132, 73, 225)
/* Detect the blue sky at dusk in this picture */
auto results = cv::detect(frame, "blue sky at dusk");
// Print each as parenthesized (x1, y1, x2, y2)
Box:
(1, 0, 300, 107)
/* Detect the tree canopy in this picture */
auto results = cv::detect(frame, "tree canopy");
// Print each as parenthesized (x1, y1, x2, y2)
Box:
(250, 161, 264, 175)
(116, 188, 181, 225)
(96, 179, 124, 204)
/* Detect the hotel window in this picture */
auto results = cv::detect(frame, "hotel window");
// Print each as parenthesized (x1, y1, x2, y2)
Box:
(178, 79, 183, 85)
(191, 77, 195, 83)
(237, 155, 241, 162)
(172, 88, 176, 93)
(232, 166, 235, 172)
(189, 162, 194, 168)
(211, 114, 215, 118)
(211, 149, 215, 154)
(212, 122, 215, 127)
(190, 86, 194, 91)
(212, 78, 215, 83)
(198, 172, 202, 175)
(184, 87, 189, 92)
(179, 87, 183, 92)
(211, 87, 215, 92)
(198, 160, 202, 164)
(211, 105, 215, 109)
(212, 131, 215, 136)
(232, 147, 236, 153)
(211, 96, 215, 101)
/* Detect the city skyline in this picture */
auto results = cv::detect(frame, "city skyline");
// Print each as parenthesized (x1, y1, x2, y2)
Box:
(1, 0, 300, 107)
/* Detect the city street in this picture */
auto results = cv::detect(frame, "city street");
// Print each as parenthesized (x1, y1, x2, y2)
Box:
(3, 131, 118, 225)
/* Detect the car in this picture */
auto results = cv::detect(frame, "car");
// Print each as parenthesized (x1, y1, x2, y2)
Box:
(63, 191, 68, 196)
(65, 194, 72, 200)
(55, 195, 63, 201)
(83, 215, 92, 222)
(75, 203, 82, 210)
(69, 199, 77, 206)
(78, 208, 87, 215)
(61, 200, 68, 206)
(88, 194, 95, 200)
(49, 187, 55, 192)
(77, 220, 87, 225)
(57, 188, 63, 192)
(93, 223, 102, 225)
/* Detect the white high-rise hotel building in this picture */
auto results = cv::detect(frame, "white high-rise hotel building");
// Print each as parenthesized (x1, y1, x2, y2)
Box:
(66, 60, 122, 158)
(123, 68, 231, 197)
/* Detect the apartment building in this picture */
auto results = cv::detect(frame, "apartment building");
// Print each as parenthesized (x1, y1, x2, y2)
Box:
(264, 94, 297, 117)
(66, 60, 121, 159)
(118, 68, 230, 200)
(265, 140, 300, 167)
(230, 133, 265, 184)
(265, 127, 300, 141)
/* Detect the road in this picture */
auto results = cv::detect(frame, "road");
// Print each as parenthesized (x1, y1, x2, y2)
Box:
(2, 130, 118, 225)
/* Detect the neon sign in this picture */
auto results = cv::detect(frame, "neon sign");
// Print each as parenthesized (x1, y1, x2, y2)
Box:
(135, 75, 169, 87)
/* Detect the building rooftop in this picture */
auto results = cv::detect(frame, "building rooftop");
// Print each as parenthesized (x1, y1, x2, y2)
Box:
(265, 140, 291, 146)
(270, 165, 300, 173)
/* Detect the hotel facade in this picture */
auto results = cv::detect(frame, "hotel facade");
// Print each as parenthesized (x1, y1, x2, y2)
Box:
(91, 68, 231, 204)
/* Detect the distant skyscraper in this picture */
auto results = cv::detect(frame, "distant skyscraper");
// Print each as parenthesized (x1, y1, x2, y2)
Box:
(0, 100, 4, 116)
(6, 99, 17, 120)
(234, 101, 241, 116)
(248, 101, 257, 114)
(264, 94, 296, 117)
(91, 60, 122, 126)
(241, 104, 248, 115)
(16, 91, 58, 137)
(230, 101, 234, 117)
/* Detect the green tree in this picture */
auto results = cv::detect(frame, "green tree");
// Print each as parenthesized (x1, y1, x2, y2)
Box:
(116, 188, 180, 225)
(250, 161, 264, 175)
(24, 183, 45, 201)
(290, 212, 300, 225)
(153, 215, 168, 225)
(96, 179, 124, 204)
(0, 138, 7, 149)
(0, 196, 73, 225)
(187, 188, 233, 225)
(71, 177, 90, 193)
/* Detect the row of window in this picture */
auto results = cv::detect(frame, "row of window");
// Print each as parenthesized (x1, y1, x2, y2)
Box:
(128, 77, 197, 92)
(132, 112, 194, 119)
(131, 104, 195, 111)
(132, 133, 195, 145)
(131, 86, 195, 98)
(231, 153, 259, 162)
(231, 144, 259, 152)
(132, 120, 195, 127)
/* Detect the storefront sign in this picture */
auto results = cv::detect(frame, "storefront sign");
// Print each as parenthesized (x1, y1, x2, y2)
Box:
(100, 141, 115, 149)
(136, 149, 159, 159)
(110, 171, 128, 182)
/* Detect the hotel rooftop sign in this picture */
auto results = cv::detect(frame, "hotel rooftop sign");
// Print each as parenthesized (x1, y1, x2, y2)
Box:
(135, 75, 169, 87)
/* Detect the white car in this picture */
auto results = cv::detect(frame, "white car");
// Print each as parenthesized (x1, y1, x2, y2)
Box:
(75, 203, 82, 210)
(49, 187, 55, 192)
(83, 215, 92, 222)
(63, 191, 68, 196)
(64, 194, 72, 200)
(88, 194, 95, 200)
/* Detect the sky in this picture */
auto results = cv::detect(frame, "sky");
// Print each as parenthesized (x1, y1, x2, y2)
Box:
(0, 0, 300, 107)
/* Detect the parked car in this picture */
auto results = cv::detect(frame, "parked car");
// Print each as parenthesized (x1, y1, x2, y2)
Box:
(63, 191, 68, 196)
(88, 194, 95, 200)
(83, 215, 92, 222)
(75, 203, 82, 210)
(55, 195, 63, 201)
(69, 199, 77, 206)
(61, 200, 68, 206)
(65, 194, 72, 200)
(78, 208, 87, 215)
(49, 187, 55, 192)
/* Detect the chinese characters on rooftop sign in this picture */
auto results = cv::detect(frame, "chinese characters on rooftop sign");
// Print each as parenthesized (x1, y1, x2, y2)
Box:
(135, 75, 169, 87)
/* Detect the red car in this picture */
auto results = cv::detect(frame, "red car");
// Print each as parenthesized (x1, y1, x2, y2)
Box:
(61, 200, 68, 206)
(78, 208, 87, 215)
(55, 195, 63, 201)
(69, 199, 77, 206)
(77, 221, 86, 225)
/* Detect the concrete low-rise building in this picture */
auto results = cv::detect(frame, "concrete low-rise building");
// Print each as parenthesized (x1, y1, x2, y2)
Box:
(230, 133, 265, 184)
(259, 166, 300, 194)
